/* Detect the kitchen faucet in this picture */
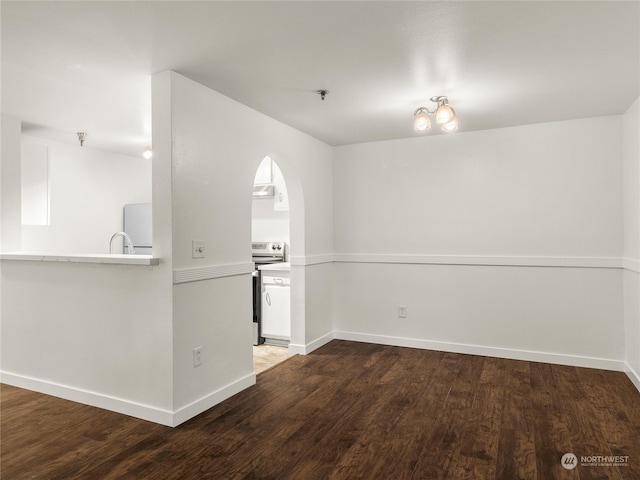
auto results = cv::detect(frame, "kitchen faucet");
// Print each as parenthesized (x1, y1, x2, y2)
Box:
(109, 232, 135, 254)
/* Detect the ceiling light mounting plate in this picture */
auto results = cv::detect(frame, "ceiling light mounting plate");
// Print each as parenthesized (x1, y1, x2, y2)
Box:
(429, 95, 448, 104)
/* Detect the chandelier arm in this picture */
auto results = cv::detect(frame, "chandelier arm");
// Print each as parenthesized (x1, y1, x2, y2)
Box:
(414, 107, 435, 116)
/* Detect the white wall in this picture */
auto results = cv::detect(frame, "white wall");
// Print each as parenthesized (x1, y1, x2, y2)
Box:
(20, 136, 151, 254)
(252, 199, 290, 244)
(1, 114, 22, 251)
(333, 117, 625, 368)
(160, 72, 334, 414)
(623, 97, 640, 386)
(335, 117, 622, 257)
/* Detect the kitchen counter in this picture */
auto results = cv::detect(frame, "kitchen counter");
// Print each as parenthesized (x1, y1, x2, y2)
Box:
(257, 262, 290, 272)
(0, 252, 160, 266)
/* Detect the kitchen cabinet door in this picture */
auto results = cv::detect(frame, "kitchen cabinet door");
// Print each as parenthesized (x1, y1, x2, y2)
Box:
(261, 283, 290, 339)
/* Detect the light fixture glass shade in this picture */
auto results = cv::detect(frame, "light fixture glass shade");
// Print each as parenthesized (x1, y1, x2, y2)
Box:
(435, 104, 456, 125)
(441, 117, 459, 132)
(143, 146, 153, 159)
(414, 110, 431, 131)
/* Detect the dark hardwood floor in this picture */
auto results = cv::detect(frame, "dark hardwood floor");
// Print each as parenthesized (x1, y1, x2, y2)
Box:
(2, 340, 640, 479)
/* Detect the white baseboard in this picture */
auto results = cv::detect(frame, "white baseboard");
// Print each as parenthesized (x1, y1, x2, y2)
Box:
(172, 373, 256, 427)
(1, 370, 257, 427)
(1, 371, 175, 426)
(625, 363, 640, 393)
(333, 331, 627, 372)
(288, 332, 335, 355)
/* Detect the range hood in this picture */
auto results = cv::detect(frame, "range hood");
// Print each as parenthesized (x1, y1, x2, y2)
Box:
(253, 184, 275, 199)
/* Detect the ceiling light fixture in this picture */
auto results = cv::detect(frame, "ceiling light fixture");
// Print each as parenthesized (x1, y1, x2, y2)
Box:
(413, 108, 431, 131)
(143, 146, 153, 159)
(413, 96, 459, 133)
(77, 132, 87, 146)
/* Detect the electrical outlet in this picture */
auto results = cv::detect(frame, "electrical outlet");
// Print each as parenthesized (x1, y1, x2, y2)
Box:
(398, 305, 407, 318)
(193, 346, 202, 367)
(192, 240, 206, 258)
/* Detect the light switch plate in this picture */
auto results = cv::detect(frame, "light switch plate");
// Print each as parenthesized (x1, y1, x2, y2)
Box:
(192, 240, 206, 258)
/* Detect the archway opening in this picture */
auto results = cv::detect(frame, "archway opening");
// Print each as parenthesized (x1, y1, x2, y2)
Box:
(251, 155, 297, 373)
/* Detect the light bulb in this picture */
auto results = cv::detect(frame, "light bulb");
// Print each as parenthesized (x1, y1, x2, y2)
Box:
(435, 104, 456, 125)
(441, 118, 459, 132)
(414, 110, 431, 131)
(143, 146, 153, 159)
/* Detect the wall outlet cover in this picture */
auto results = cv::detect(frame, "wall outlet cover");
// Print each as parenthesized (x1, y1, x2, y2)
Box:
(193, 346, 202, 367)
(192, 240, 206, 258)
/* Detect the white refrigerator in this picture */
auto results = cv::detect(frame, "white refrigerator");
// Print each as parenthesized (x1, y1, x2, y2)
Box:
(123, 203, 152, 255)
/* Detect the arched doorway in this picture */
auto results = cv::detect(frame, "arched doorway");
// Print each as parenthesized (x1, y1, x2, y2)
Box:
(250, 154, 304, 373)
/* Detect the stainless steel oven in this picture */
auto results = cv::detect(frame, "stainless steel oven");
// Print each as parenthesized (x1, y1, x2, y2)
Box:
(251, 242, 286, 345)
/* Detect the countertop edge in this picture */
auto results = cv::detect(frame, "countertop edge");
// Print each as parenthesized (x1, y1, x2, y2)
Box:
(0, 253, 160, 266)
(257, 262, 291, 272)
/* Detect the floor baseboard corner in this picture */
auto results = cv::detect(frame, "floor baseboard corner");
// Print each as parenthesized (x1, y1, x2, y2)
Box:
(288, 332, 334, 355)
(172, 373, 256, 427)
(625, 363, 640, 393)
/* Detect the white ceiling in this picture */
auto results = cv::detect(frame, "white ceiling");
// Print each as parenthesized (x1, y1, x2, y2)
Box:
(2, 1, 638, 158)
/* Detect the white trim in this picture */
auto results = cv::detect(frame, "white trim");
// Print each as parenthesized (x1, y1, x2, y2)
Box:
(1, 370, 257, 427)
(172, 373, 256, 427)
(173, 262, 254, 284)
(333, 331, 626, 372)
(622, 258, 640, 274)
(258, 253, 640, 273)
(333, 253, 621, 269)
(289, 254, 334, 266)
(1, 371, 174, 426)
(625, 363, 640, 393)
(288, 332, 335, 355)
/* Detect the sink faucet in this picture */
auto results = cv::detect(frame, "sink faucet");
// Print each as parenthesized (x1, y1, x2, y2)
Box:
(109, 232, 135, 254)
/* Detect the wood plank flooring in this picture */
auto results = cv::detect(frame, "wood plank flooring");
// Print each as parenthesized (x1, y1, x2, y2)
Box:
(2, 340, 640, 479)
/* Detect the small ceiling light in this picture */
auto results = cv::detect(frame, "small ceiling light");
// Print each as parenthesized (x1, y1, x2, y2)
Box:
(441, 118, 459, 132)
(413, 96, 459, 133)
(317, 89, 328, 101)
(143, 146, 153, 159)
(413, 108, 431, 131)
(432, 96, 456, 125)
(77, 132, 87, 146)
